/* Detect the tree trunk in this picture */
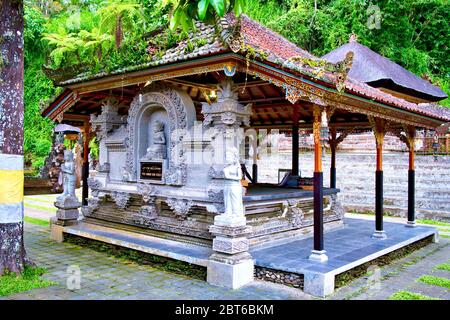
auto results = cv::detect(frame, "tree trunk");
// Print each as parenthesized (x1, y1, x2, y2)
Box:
(0, 0, 30, 275)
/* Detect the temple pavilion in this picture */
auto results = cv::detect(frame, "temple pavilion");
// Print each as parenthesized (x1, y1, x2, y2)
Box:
(42, 14, 450, 296)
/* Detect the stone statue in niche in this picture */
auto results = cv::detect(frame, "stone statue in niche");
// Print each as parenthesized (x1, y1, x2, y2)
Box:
(57, 150, 77, 200)
(214, 147, 246, 226)
(144, 120, 167, 160)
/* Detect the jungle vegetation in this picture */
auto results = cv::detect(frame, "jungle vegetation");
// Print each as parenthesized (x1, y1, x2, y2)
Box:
(24, 0, 449, 172)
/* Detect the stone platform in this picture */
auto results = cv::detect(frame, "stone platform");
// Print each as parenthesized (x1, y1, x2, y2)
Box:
(51, 217, 437, 297)
(251, 217, 438, 296)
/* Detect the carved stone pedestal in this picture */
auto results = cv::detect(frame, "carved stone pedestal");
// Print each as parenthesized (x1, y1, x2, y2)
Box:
(207, 215, 254, 289)
(54, 196, 81, 226)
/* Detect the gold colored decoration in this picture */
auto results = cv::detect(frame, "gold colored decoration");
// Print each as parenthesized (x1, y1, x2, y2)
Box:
(369, 116, 390, 147)
(313, 105, 322, 145)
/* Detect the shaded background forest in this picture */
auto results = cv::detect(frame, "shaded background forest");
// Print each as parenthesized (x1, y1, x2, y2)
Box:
(24, 0, 449, 172)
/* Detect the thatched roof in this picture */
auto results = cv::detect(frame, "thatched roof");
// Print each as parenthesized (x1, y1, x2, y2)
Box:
(322, 36, 448, 102)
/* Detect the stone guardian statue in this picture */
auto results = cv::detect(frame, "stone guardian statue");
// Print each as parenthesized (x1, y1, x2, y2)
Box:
(54, 149, 81, 225)
(58, 150, 77, 200)
(215, 147, 246, 226)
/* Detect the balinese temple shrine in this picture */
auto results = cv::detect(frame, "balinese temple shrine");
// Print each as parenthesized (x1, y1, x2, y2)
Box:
(42, 14, 450, 297)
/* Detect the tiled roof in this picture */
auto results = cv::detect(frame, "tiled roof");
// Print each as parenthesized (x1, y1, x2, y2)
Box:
(58, 14, 449, 123)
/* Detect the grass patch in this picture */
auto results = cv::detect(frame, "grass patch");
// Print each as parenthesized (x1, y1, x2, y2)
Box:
(24, 197, 55, 204)
(434, 262, 450, 271)
(417, 219, 450, 227)
(417, 275, 450, 289)
(24, 203, 56, 213)
(335, 236, 433, 288)
(440, 234, 450, 239)
(389, 290, 440, 300)
(0, 266, 55, 297)
(64, 234, 207, 281)
(24, 216, 50, 226)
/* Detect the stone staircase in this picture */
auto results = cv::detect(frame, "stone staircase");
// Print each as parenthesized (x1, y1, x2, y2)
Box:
(254, 152, 450, 222)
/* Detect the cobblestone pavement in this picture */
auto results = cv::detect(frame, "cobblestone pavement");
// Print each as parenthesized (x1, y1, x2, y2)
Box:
(3, 223, 310, 300)
(329, 237, 450, 300)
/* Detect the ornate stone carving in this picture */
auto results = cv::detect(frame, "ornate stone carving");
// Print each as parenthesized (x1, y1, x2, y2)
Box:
(212, 237, 249, 254)
(208, 165, 226, 179)
(138, 182, 158, 204)
(97, 162, 110, 173)
(87, 178, 102, 190)
(330, 194, 345, 220)
(126, 85, 192, 185)
(201, 79, 252, 129)
(111, 192, 130, 210)
(90, 97, 126, 141)
(282, 199, 304, 228)
(166, 198, 193, 220)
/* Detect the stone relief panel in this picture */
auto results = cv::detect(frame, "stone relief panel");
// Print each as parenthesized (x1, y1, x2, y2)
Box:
(111, 191, 130, 210)
(282, 199, 304, 228)
(166, 198, 194, 220)
(125, 84, 196, 185)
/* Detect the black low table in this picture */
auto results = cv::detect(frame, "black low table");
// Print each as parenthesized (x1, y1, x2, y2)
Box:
(243, 184, 340, 202)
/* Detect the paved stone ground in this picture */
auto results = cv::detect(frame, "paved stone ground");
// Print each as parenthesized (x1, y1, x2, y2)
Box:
(2, 223, 309, 300)
(329, 236, 450, 300)
(2, 194, 448, 300)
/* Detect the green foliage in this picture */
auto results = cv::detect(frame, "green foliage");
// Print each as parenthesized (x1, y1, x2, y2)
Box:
(417, 275, 450, 288)
(389, 290, 440, 300)
(24, 6, 56, 171)
(0, 266, 55, 297)
(165, 0, 245, 31)
(417, 219, 450, 227)
(434, 262, 450, 272)
(88, 136, 100, 158)
(24, 216, 50, 226)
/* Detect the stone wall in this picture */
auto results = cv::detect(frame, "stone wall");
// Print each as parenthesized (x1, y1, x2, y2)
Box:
(255, 152, 450, 222)
(254, 267, 304, 289)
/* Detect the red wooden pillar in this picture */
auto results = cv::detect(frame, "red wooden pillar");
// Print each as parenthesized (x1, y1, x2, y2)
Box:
(309, 105, 328, 262)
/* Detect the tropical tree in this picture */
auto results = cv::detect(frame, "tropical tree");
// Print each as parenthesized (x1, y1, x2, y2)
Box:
(0, 0, 31, 275)
(98, 0, 144, 48)
(79, 28, 114, 60)
(42, 28, 84, 67)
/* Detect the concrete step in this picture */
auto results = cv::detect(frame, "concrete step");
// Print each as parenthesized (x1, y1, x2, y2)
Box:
(61, 222, 212, 267)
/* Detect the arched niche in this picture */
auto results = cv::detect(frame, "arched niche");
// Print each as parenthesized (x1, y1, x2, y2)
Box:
(125, 85, 196, 185)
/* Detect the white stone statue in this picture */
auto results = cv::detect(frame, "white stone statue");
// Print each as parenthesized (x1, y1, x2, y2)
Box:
(57, 150, 77, 200)
(222, 147, 244, 217)
(144, 120, 167, 159)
